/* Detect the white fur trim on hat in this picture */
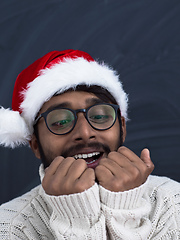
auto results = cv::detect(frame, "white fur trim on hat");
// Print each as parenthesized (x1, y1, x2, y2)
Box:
(21, 57, 128, 133)
(0, 107, 30, 148)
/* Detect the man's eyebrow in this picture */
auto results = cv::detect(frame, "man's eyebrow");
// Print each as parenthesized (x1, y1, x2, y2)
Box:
(85, 98, 105, 105)
(46, 98, 105, 112)
(46, 102, 70, 112)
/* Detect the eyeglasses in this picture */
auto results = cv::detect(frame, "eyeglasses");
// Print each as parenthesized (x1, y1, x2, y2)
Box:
(34, 103, 119, 135)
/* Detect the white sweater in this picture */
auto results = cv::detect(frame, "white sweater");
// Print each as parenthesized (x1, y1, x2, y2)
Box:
(0, 165, 180, 239)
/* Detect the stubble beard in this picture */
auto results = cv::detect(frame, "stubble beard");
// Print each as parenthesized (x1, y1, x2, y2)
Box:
(37, 134, 123, 169)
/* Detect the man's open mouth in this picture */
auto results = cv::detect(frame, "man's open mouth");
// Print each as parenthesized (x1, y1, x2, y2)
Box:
(73, 152, 103, 168)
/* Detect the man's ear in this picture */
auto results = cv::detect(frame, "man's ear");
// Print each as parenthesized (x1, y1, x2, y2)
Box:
(121, 117, 127, 143)
(29, 134, 41, 159)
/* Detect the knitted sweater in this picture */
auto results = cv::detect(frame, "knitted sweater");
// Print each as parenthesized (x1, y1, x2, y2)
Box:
(0, 165, 180, 239)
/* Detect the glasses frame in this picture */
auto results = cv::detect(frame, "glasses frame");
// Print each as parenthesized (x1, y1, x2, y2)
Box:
(34, 103, 119, 135)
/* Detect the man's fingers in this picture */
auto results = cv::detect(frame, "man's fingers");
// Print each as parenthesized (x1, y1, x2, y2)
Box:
(44, 156, 64, 176)
(95, 164, 113, 183)
(117, 146, 141, 163)
(77, 167, 95, 191)
(140, 148, 154, 171)
(95, 147, 155, 192)
(118, 146, 154, 171)
(97, 155, 129, 176)
(43, 157, 95, 195)
(66, 158, 88, 180)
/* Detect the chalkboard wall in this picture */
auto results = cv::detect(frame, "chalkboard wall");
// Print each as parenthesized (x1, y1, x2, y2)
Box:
(0, 0, 180, 204)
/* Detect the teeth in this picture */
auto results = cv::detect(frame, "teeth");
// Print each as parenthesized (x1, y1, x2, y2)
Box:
(74, 152, 100, 160)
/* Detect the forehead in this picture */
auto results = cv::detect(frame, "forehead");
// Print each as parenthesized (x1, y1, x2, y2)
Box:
(40, 91, 102, 113)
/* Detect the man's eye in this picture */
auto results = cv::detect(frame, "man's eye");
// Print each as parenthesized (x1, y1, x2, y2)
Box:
(51, 119, 71, 128)
(89, 115, 109, 123)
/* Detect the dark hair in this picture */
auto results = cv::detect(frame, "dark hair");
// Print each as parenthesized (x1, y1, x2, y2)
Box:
(73, 85, 117, 104)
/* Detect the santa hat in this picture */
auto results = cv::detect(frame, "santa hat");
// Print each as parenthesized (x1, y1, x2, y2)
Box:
(0, 49, 128, 148)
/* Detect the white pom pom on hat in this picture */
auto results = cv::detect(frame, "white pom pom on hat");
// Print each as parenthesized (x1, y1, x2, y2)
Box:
(0, 107, 30, 148)
(0, 49, 128, 148)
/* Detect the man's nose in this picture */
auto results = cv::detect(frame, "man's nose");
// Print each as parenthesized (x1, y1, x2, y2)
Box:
(71, 113, 96, 143)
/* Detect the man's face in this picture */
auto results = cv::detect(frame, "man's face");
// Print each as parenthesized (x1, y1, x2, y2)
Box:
(30, 90, 126, 168)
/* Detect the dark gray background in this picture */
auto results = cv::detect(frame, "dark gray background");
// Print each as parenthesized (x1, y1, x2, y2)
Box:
(0, 0, 180, 205)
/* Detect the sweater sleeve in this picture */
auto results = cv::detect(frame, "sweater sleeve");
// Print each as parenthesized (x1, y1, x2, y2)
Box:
(40, 183, 106, 239)
(99, 177, 152, 239)
(39, 164, 106, 239)
(100, 175, 180, 240)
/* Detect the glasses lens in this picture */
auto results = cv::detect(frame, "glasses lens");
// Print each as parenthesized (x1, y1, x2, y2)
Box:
(88, 104, 116, 130)
(46, 109, 75, 134)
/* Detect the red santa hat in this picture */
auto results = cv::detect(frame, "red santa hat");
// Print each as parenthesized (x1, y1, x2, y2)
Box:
(0, 49, 128, 148)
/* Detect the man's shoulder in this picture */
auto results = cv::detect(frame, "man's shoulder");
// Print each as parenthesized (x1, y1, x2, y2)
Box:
(0, 185, 41, 220)
(0, 185, 54, 239)
(148, 175, 180, 200)
(149, 175, 180, 188)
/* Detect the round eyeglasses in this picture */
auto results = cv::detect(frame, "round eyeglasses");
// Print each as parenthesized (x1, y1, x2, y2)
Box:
(34, 103, 119, 135)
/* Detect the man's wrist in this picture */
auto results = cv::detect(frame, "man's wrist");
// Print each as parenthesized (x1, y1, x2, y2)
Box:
(99, 177, 149, 210)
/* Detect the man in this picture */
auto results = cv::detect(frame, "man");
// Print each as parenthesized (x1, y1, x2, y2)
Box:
(0, 49, 179, 239)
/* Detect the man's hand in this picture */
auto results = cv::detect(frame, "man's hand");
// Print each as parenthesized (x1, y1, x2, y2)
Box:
(95, 146, 154, 192)
(42, 156, 95, 196)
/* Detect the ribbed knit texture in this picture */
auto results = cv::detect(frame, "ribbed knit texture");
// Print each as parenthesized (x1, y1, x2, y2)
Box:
(0, 166, 180, 239)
